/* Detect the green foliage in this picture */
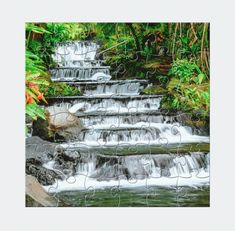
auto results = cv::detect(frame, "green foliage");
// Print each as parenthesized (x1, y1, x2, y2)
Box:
(40, 82, 81, 97)
(143, 85, 167, 95)
(26, 50, 47, 76)
(168, 59, 206, 84)
(26, 23, 51, 34)
(168, 23, 210, 76)
(26, 103, 46, 120)
(163, 59, 209, 117)
(26, 23, 91, 68)
(25, 24, 50, 121)
(25, 22, 210, 121)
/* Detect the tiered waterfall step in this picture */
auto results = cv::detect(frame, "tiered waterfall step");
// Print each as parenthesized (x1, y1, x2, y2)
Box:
(61, 122, 209, 146)
(50, 66, 110, 81)
(75, 111, 182, 126)
(55, 79, 149, 96)
(47, 95, 163, 114)
(40, 41, 210, 193)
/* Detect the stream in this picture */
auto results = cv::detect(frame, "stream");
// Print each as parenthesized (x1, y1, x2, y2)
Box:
(42, 41, 210, 207)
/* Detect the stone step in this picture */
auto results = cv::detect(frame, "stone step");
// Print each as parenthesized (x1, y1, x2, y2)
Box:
(86, 143, 210, 156)
(51, 66, 110, 70)
(74, 109, 176, 117)
(46, 94, 163, 102)
(55, 79, 149, 96)
(56, 79, 148, 85)
(77, 111, 181, 126)
(46, 95, 163, 115)
(64, 79, 149, 96)
(63, 123, 209, 145)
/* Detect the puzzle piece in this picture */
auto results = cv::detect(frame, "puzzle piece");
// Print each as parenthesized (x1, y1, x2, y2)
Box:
(26, 29, 210, 207)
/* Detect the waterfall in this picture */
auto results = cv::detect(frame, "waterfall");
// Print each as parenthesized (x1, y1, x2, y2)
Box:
(43, 41, 209, 192)
(57, 122, 208, 146)
(43, 152, 209, 193)
(52, 41, 100, 66)
(50, 67, 110, 81)
(48, 95, 163, 114)
(50, 41, 110, 81)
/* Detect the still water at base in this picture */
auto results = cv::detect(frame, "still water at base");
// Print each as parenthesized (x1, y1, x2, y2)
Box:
(55, 186, 209, 207)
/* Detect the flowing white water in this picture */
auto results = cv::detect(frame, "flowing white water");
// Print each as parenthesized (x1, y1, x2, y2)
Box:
(43, 153, 209, 193)
(82, 81, 144, 96)
(45, 41, 210, 192)
(52, 41, 100, 67)
(61, 122, 208, 147)
(50, 68, 110, 81)
(50, 41, 111, 81)
(53, 96, 162, 114)
(80, 114, 178, 127)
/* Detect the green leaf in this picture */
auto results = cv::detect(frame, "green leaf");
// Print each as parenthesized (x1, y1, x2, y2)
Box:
(181, 37, 188, 45)
(26, 103, 46, 120)
(198, 73, 205, 84)
(26, 23, 51, 34)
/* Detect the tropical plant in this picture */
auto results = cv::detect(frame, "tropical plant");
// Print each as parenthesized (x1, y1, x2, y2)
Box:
(39, 82, 80, 97)
(25, 24, 50, 120)
(25, 50, 49, 120)
(163, 59, 209, 117)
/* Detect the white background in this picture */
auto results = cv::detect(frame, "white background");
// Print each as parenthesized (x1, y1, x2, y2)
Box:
(1, 0, 235, 230)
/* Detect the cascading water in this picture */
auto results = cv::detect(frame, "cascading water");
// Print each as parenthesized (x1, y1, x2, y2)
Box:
(50, 95, 163, 114)
(44, 41, 210, 198)
(52, 41, 100, 66)
(44, 152, 209, 193)
(50, 41, 111, 81)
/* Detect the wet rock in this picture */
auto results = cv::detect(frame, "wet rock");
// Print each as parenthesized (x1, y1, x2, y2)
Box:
(177, 113, 210, 136)
(33, 106, 84, 141)
(32, 117, 52, 141)
(26, 136, 57, 162)
(53, 149, 80, 176)
(26, 136, 80, 185)
(26, 158, 62, 185)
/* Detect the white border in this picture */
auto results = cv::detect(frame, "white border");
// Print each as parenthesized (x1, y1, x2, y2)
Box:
(1, 0, 235, 230)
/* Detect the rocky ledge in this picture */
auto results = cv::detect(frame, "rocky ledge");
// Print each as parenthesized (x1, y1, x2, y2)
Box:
(26, 136, 80, 186)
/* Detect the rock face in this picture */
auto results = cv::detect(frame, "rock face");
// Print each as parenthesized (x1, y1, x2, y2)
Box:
(33, 106, 84, 141)
(51, 149, 80, 176)
(26, 136, 57, 162)
(26, 136, 81, 186)
(26, 136, 62, 185)
(26, 159, 62, 185)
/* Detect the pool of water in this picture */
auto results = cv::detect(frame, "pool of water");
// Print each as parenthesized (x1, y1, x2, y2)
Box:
(56, 186, 209, 207)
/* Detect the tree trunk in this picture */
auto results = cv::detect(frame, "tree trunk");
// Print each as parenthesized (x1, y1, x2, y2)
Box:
(126, 23, 142, 59)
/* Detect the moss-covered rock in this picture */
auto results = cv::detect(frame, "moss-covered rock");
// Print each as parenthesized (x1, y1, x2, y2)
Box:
(40, 81, 81, 97)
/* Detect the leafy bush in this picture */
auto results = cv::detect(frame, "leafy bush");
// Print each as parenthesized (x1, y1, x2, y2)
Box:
(162, 59, 209, 117)
(40, 82, 80, 97)
(25, 23, 82, 121)
(25, 24, 50, 120)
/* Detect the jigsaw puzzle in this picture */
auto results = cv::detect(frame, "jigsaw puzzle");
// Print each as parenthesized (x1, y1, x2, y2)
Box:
(25, 23, 210, 207)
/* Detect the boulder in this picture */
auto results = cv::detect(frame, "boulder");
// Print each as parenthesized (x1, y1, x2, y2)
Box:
(26, 175, 59, 207)
(52, 149, 80, 176)
(26, 136, 81, 185)
(47, 106, 81, 129)
(26, 158, 63, 185)
(33, 106, 84, 141)
(26, 136, 57, 162)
